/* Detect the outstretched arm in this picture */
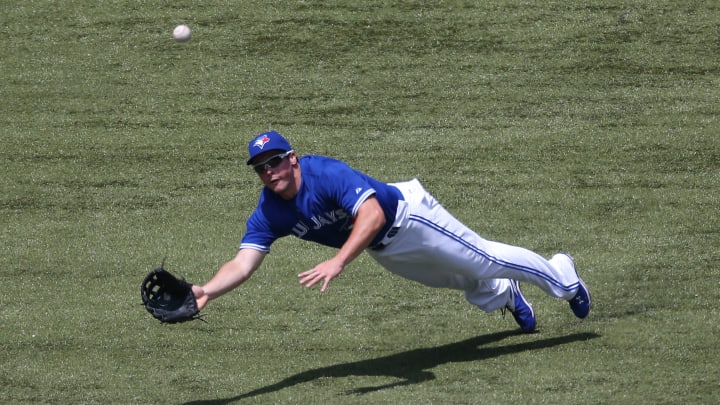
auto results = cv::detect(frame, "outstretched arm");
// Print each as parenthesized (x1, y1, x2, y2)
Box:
(297, 196, 386, 292)
(193, 248, 266, 309)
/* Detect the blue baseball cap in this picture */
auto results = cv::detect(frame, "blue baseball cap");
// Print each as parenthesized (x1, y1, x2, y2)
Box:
(246, 130, 293, 165)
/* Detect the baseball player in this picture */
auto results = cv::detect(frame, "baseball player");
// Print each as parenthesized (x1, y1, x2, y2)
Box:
(191, 130, 591, 332)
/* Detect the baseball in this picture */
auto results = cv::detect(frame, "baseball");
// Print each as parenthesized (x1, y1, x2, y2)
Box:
(173, 24, 192, 42)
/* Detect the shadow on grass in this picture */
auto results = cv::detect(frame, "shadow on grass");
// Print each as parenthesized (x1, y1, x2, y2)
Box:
(184, 330, 600, 404)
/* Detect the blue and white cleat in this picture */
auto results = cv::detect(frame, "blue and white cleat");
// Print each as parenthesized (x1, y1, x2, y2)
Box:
(554, 253, 591, 319)
(569, 279, 591, 318)
(506, 280, 537, 333)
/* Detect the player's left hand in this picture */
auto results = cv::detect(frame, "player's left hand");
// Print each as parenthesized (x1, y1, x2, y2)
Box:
(298, 259, 344, 292)
(192, 285, 209, 310)
(140, 266, 203, 323)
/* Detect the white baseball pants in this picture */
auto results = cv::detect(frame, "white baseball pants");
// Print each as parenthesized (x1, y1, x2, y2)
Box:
(367, 179, 581, 312)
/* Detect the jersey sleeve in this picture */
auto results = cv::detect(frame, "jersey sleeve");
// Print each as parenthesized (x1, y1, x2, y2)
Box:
(320, 159, 376, 217)
(239, 208, 277, 253)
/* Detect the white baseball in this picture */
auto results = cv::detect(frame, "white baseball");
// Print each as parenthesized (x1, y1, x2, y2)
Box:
(173, 24, 192, 42)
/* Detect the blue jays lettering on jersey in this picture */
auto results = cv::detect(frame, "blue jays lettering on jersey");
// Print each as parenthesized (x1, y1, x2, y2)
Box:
(240, 155, 403, 252)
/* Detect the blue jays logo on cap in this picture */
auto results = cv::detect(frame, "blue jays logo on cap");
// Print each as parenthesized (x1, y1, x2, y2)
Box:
(252, 134, 271, 150)
(247, 130, 293, 164)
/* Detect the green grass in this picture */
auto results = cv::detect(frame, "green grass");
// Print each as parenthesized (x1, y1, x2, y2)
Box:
(2, 0, 719, 403)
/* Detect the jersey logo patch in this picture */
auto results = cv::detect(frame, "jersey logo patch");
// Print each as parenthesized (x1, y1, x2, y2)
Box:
(355, 187, 362, 194)
(252, 135, 271, 150)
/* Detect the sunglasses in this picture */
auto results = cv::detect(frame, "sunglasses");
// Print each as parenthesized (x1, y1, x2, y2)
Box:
(252, 150, 293, 174)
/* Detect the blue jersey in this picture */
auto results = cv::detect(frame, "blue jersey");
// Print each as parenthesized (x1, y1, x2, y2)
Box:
(240, 155, 403, 252)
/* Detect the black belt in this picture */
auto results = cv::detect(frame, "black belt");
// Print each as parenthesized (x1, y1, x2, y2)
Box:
(370, 226, 400, 251)
(370, 189, 404, 251)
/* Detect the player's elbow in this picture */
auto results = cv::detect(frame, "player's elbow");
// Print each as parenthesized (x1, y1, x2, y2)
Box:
(358, 198, 387, 233)
(369, 211, 386, 235)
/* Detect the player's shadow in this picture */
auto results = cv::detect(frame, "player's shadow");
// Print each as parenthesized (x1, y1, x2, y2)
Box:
(184, 330, 600, 404)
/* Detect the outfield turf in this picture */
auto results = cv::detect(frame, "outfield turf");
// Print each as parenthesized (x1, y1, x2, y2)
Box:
(1, 1, 719, 403)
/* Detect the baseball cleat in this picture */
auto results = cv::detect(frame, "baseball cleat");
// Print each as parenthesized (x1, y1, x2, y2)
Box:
(569, 279, 591, 318)
(506, 280, 536, 333)
(554, 253, 591, 319)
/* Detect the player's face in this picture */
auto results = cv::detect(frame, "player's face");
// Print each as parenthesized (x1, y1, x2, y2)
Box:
(252, 150, 298, 199)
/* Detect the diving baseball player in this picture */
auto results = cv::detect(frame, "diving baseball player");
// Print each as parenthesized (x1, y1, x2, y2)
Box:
(191, 130, 591, 332)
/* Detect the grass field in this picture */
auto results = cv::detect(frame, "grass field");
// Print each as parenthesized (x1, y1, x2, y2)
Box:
(2, 0, 719, 403)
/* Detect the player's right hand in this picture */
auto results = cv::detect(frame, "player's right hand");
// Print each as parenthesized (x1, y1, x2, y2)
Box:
(298, 258, 345, 293)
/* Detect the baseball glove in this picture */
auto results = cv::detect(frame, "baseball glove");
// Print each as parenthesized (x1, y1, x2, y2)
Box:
(140, 265, 203, 323)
